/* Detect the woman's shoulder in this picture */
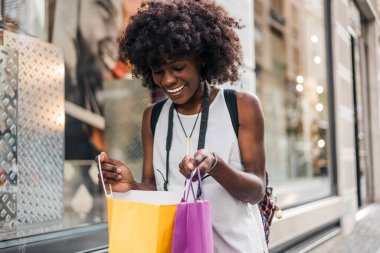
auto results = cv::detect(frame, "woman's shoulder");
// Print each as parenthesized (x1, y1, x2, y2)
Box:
(234, 90, 264, 126)
(144, 98, 170, 118)
(143, 103, 154, 118)
(218, 88, 262, 115)
(235, 90, 261, 107)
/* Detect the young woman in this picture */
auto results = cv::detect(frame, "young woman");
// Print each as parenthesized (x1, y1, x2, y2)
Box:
(98, 0, 268, 252)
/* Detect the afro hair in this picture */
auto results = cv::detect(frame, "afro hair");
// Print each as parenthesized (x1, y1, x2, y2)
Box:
(118, 0, 243, 89)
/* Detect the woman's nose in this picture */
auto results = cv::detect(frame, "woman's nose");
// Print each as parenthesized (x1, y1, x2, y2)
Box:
(162, 71, 176, 87)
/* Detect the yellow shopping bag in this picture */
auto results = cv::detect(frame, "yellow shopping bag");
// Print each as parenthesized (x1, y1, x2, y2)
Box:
(107, 191, 178, 253)
(97, 158, 179, 253)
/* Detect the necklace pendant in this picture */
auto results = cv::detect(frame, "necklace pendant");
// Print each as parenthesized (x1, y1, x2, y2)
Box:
(186, 138, 191, 156)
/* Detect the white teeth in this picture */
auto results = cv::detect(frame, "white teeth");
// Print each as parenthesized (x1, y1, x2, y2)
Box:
(167, 84, 185, 94)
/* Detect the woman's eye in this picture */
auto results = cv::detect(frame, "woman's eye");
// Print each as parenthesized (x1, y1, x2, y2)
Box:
(173, 65, 185, 71)
(152, 70, 163, 75)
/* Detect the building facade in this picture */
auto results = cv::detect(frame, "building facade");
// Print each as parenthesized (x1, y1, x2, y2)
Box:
(0, 0, 380, 252)
(250, 0, 380, 252)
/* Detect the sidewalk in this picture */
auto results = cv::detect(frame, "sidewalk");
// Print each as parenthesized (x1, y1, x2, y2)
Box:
(331, 204, 380, 253)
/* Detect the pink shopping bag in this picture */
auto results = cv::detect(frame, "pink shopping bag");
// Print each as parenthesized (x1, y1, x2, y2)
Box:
(171, 167, 214, 253)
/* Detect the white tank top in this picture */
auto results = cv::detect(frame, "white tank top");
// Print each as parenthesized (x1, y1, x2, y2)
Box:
(153, 89, 268, 253)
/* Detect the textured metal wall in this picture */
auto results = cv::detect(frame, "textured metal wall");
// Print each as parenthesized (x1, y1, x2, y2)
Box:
(0, 29, 64, 239)
(0, 46, 18, 234)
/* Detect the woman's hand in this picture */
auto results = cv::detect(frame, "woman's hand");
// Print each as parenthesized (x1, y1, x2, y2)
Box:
(179, 149, 217, 181)
(96, 152, 135, 192)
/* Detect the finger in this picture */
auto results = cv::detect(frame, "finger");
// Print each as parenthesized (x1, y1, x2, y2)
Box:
(179, 156, 191, 167)
(104, 157, 125, 167)
(181, 167, 199, 181)
(107, 165, 121, 174)
(193, 150, 208, 165)
(99, 163, 117, 172)
(113, 166, 121, 173)
(95, 151, 108, 163)
(96, 152, 125, 167)
(102, 171, 122, 180)
(190, 169, 200, 182)
(182, 160, 195, 171)
(179, 166, 192, 180)
(98, 175, 117, 185)
(104, 178, 118, 184)
(179, 168, 188, 179)
(181, 155, 191, 162)
(179, 155, 195, 170)
(198, 162, 209, 175)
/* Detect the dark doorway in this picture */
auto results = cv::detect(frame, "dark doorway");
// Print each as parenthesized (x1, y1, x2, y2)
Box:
(351, 35, 372, 207)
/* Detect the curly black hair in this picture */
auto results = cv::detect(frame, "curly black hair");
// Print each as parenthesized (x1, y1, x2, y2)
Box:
(118, 0, 243, 89)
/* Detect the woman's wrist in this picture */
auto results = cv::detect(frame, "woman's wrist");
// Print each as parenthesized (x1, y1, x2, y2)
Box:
(206, 152, 218, 174)
(130, 180, 138, 190)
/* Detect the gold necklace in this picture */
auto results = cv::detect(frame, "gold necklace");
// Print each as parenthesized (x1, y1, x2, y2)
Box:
(175, 105, 202, 156)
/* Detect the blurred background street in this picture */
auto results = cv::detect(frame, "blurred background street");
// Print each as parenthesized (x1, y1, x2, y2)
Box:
(332, 204, 380, 253)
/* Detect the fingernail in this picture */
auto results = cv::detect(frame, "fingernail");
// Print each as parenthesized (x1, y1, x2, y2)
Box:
(118, 175, 122, 179)
(117, 168, 121, 173)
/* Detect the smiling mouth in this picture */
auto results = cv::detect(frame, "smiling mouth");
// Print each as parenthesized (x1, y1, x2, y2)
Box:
(166, 84, 186, 95)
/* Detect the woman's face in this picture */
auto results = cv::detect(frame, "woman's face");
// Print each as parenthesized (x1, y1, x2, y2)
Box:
(151, 55, 202, 105)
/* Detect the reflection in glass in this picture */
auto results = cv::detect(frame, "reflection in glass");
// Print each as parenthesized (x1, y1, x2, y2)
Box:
(0, 0, 147, 241)
(255, 0, 331, 208)
(64, 161, 106, 227)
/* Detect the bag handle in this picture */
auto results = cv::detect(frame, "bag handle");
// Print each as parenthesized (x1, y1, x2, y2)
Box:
(182, 166, 205, 202)
(97, 157, 113, 198)
(183, 169, 197, 202)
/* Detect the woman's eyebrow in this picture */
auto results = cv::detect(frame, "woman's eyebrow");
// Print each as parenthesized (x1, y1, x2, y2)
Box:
(150, 66, 162, 71)
(165, 58, 187, 64)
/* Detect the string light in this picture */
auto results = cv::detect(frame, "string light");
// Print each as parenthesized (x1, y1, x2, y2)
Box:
(316, 85, 324, 94)
(316, 103, 324, 112)
(311, 35, 319, 43)
(296, 75, 304, 83)
(296, 84, 304, 92)
(314, 56, 321, 64)
(318, 139, 326, 148)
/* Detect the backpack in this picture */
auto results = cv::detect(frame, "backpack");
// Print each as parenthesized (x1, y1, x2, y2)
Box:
(150, 89, 280, 244)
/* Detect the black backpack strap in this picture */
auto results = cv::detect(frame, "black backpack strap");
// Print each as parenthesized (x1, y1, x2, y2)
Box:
(223, 89, 239, 138)
(150, 98, 168, 136)
(197, 83, 210, 149)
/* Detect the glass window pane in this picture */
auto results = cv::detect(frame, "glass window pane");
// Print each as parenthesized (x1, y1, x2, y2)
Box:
(255, 0, 332, 208)
(0, 0, 145, 242)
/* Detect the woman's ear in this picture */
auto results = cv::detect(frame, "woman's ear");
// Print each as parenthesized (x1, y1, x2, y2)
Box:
(199, 58, 206, 80)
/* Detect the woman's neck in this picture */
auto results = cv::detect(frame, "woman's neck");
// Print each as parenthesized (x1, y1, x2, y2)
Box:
(174, 81, 205, 115)
(175, 85, 218, 115)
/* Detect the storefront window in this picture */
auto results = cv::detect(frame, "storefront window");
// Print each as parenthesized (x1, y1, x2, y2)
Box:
(255, 0, 332, 208)
(0, 0, 146, 244)
(1, 0, 333, 247)
(0, 0, 47, 40)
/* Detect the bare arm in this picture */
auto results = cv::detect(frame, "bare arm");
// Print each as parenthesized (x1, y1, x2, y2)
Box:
(138, 104, 157, 190)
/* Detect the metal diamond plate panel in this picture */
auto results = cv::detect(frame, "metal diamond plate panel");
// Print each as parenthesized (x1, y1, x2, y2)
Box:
(0, 29, 64, 236)
(0, 47, 18, 234)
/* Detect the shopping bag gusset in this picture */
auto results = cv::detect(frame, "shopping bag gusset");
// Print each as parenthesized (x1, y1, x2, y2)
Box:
(98, 159, 178, 253)
(171, 167, 214, 253)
